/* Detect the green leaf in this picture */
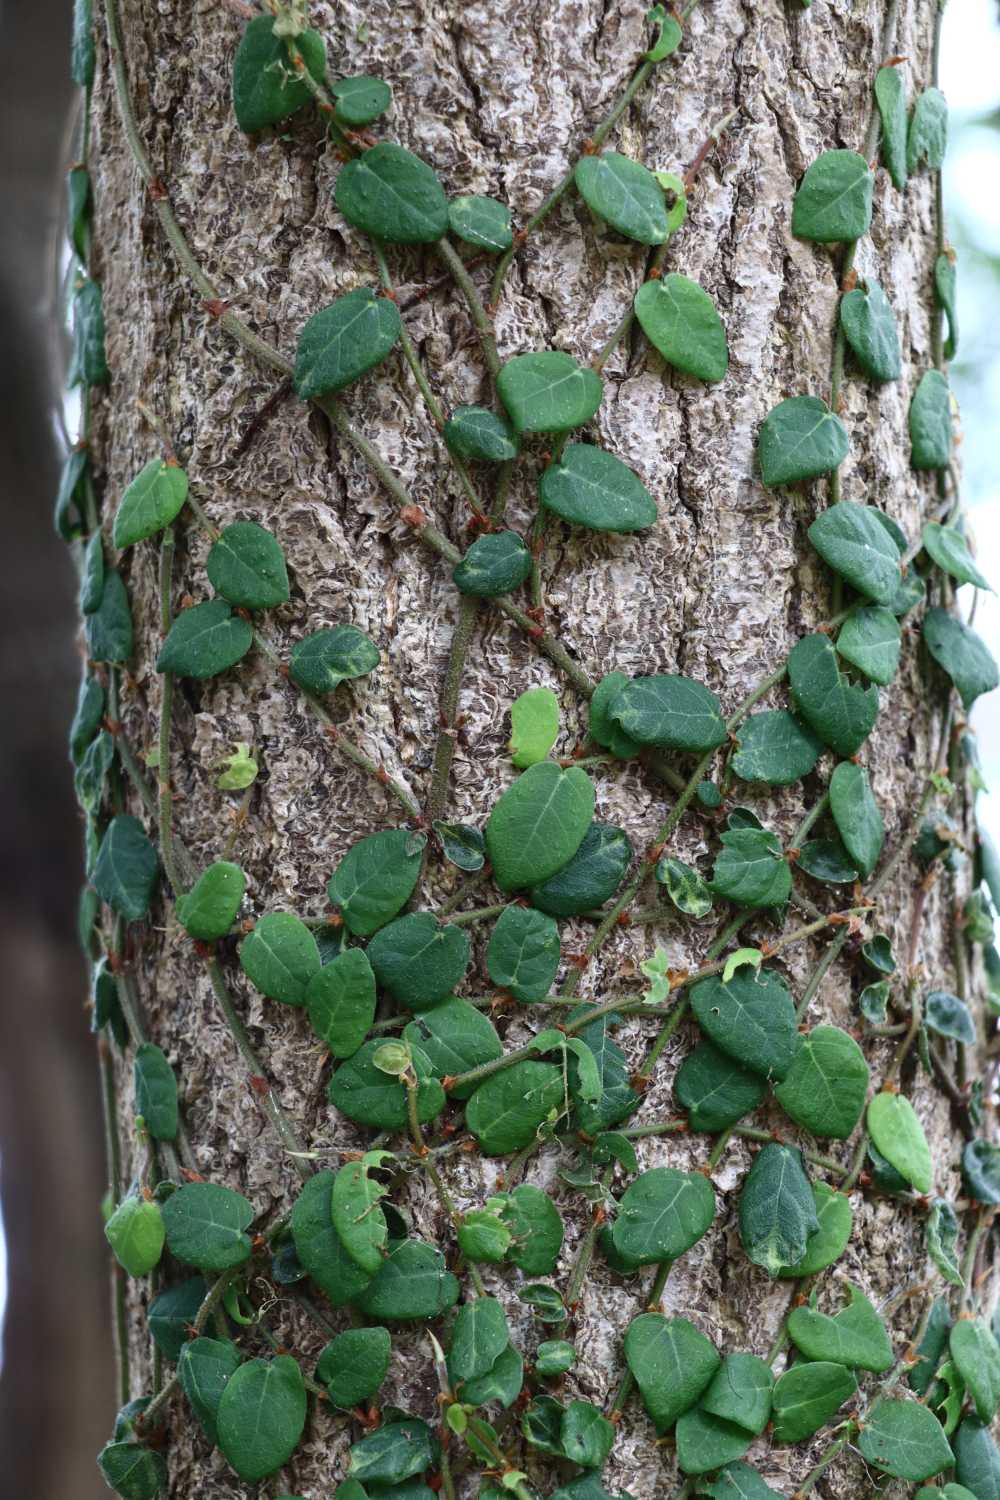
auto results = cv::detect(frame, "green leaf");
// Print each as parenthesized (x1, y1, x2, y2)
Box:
(328, 829, 425, 937)
(433, 820, 485, 871)
(452, 531, 532, 599)
(134, 1043, 178, 1141)
(497, 352, 603, 435)
(329, 1040, 445, 1129)
(289, 624, 380, 696)
(335, 142, 449, 243)
(71, 0, 96, 86)
(691, 967, 798, 1081)
(857, 1398, 953, 1481)
(232, 16, 326, 132)
(105, 1194, 165, 1278)
(757, 395, 849, 488)
(74, 730, 113, 816)
(923, 608, 998, 710)
(955, 1416, 1000, 1499)
(176, 861, 246, 941)
(487, 906, 560, 1003)
(530, 822, 631, 917)
(612, 1166, 715, 1265)
(923, 522, 991, 591)
(466, 1060, 564, 1154)
(771, 1361, 856, 1442)
(951, 1319, 1000, 1423)
(498, 1183, 564, 1275)
(675, 1040, 766, 1131)
(217, 1355, 307, 1481)
(156, 599, 253, 680)
(332, 1157, 389, 1275)
(624, 1313, 720, 1432)
(788, 632, 879, 757)
(462, 1343, 525, 1408)
(457, 1211, 513, 1265)
(332, 74, 392, 127)
(97, 1442, 166, 1500)
(87, 569, 134, 663)
(147, 1277, 209, 1361)
(367, 912, 470, 1009)
(926, 1198, 964, 1286)
(178, 1336, 241, 1445)
(875, 65, 908, 189)
(67, 163, 91, 261)
(808, 501, 902, 605)
(486, 761, 595, 891)
(510, 686, 560, 767)
(791, 149, 874, 242)
(777, 1180, 853, 1279)
(863, 934, 896, 974)
(445, 407, 520, 464)
(700, 1463, 782, 1499)
(962, 1138, 1000, 1204)
(80, 530, 104, 615)
(294, 288, 402, 399)
(113, 460, 189, 548)
(675, 1408, 752, 1475)
(915, 1487, 977, 1500)
(561, 1401, 614, 1468)
(788, 1284, 892, 1371)
(711, 827, 791, 909)
(935, 252, 958, 358)
(910, 369, 953, 470)
(317, 1326, 391, 1409)
(216, 741, 258, 790)
(70, 674, 104, 764)
(93, 815, 158, 921)
(535, 1340, 576, 1378)
(868, 1092, 933, 1193)
(240, 911, 321, 1005)
(450, 1297, 510, 1385)
(539, 443, 657, 532)
(69, 277, 109, 386)
(774, 1025, 869, 1139)
(797, 836, 859, 884)
(731, 710, 821, 786)
(589, 672, 642, 759)
(656, 856, 714, 918)
(206, 522, 290, 609)
(700, 1354, 773, 1435)
(839, 280, 901, 382)
(829, 761, 884, 879)
(908, 87, 948, 172)
(633, 273, 728, 382)
(575, 151, 670, 243)
(162, 1182, 253, 1272)
(355, 1238, 459, 1321)
(836, 605, 902, 684)
(739, 1143, 818, 1275)
(55, 445, 88, 541)
(404, 998, 503, 1098)
(609, 674, 727, 753)
(448, 194, 513, 251)
(291, 1172, 372, 1306)
(925, 989, 975, 1044)
(646, 4, 683, 59)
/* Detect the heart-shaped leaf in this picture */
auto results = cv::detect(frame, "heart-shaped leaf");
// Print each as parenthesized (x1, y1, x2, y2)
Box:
(656, 856, 714, 918)
(294, 288, 402, 399)
(290, 1172, 372, 1306)
(777, 1180, 853, 1279)
(771, 1361, 856, 1441)
(675, 1408, 752, 1475)
(465, 1060, 564, 1154)
(830, 760, 884, 878)
(404, 999, 503, 1099)
(105, 1194, 165, 1278)
(444, 406, 520, 462)
(327, 828, 425, 936)
(176, 861, 246, 941)
(335, 142, 449, 243)
(858, 1398, 953, 1481)
(923, 523, 991, 590)
(530, 822, 632, 917)
(925, 990, 976, 1044)
(634, 273, 728, 382)
(289, 624, 380, 696)
(739, 1143, 818, 1275)
(868, 1092, 933, 1193)
(758, 396, 849, 487)
(316, 1325, 391, 1407)
(808, 501, 902, 604)
(609, 674, 726, 752)
(675, 1039, 766, 1131)
(178, 1336, 242, 1444)
(539, 443, 657, 532)
(156, 599, 253, 679)
(612, 1166, 715, 1265)
(217, 1355, 307, 1481)
(356, 1238, 459, 1321)
(839, 281, 901, 382)
(487, 905, 560, 1003)
(791, 149, 874, 242)
(788, 632, 879, 757)
(910, 369, 952, 470)
(332, 75, 392, 127)
(923, 608, 998, 710)
(497, 351, 603, 435)
(162, 1182, 253, 1271)
(206, 522, 290, 609)
(332, 1157, 389, 1274)
(134, 1043, 178, 1141)
(951, 1319, 1000, 1424)
(691, 967, 798, 1081)
(113, 459, 189, 548)
(589, 671, 642, 759)
(908, 87, 948, 172)
(711, 827, 791, 909)
(240, 910, 321, 1005)
(510, 686, 560, 767)
(232, 16, 326, 132)
(367, 911, 470, 1009)
(700, 1354, 773, 1435)
(448, 194, 513, 251)
(486, 761, 595, 891)
(623, 1313, 719, 1433)
(450, 1296, 510, 1384)
(575, 151, 670, 243)
(875, 65, 908, 189)
(93, 814, 159, 922)
(775, 1024, 870, 1139)
(87, 569, 133, 663)
(453, 531, 532, 597)
(731, 709, 822, 786)
(329, 1040, 445, 1129)
(788, 1284, 892, 1371)
(306, 948, 377, 1057)
(836, 605, 902, 684)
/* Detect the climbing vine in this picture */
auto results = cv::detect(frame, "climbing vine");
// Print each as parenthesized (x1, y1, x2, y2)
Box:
(59, 0, 1000, 1497)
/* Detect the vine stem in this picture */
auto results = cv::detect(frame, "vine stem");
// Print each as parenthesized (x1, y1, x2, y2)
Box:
(156, 528, 187, 898)
(436, 237, 501, 381)
(795, 1424, 855, 1496)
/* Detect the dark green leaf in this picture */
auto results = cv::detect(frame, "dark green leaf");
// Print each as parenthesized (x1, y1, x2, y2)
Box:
(404, 998, 503, 1098)
(240, 910, 321, 1005)
(232, 16, 326, 132)
(522, 1394, 566, 1453)
(609, 674, 726, 753)
(134, 1043, 178, 1141)
(462, 1343, 524, 1408)
(774, 1024, 869, 1139)
(777, 1180, 853, 1279)
(925, 989, 975, 1044)
(112, 460, 189, 548)
(612, 1166, 715, 1265)
(487, 906, 560, 1002)
(910, 369, 952, 470)
(329, 1040, 445, 1129)
(452, 531, 532, 598)
(161, 1182, 253, 1272)
(444, 406, 520, 464)
(951, 1318, 1000, 1423)
(355, 1238, 459, 1321)
(575, 152, 670, 243)
(178, 1337, 242, 1444)
(624, 1312, 720, 1432)
(711, 827, 791, 909)
(691, 967, 798, 1081)
(217, 1355, 307, 1481)
(962, 1138, 1000, 1204)
(486, 761, 595, 891)
(332, 75, 392, 127)
(908, 87, 948, 172)
(797, 836, 859, 884)
(498, 1183, 564, 1275)
(588, 671, 642, 759)
(289, 624, 380, 696)
(328, 828, 424, 937)
(535, 1340, 576, 1378)
(530, 822, 632, 916)
(954, 1416, 1000, 1499)
(97, 1442, 166, 1500)
(788, 1283, 892, 1371)
(731, 710, 821, 786)
(68, 163, 91, 261)
(93, 815, 158, 921)
(839, 280, 901, 382)
(294, 288, 402, 399)
(675, 1408, 752, 1475)
(336, 142, 449, 243)
(317, 1326, 391, 1408)
(923, 522, 991, 591)
(891, 562, 927, 616)
(792, 150, 874, 242)
(863, 934, 896, 974)
(465, 1060, 564, 1154)
(457, 1211, 512, 1265)
(70, 674, 104, 763)
(176, 861, 246, 941)
(79, 533, 103, 616)
(497, 352, 603, 435)
(771, 1362, 856, 1441)
(788, 632, 879, 757)
(87, 569, 133, 663)
(70, 277, 109, 386)
(55, 445, 88, 541)
(105, 1194, 165, 1278)
(807, 501, 901, 604)
(634, 273, 728, 382)
(926, 1198, 963, 1287)
(291, 1172, 372, 1306)
(857, 1398, 952, 1481)
(206, 522, 290, 609)
(935, 252, 958, 358)
(519, 1283, 568, 1323)
(332, 1157, 389, 1274)
(433, 820, 485, 871)
(450, 1297, 510, 1384)
(156, 599, 253, 679)
(836, 605, 902, 684)
(739, 1143, 818, 1275)
(561, 1400, 614, 1467)
(656, 857, 714, 918)
(868, 1092, 932, 1193)
(539, 443, 657, 532)
(675, 1039, 766, 1131)
(74, 730, 113, 813)
(148, 1277, 208, 1361)
(367, 912, 470, 1009)
(875, 65, 908, 189)
(923, 607, 998, 710)
(448, 195, 513, 251)
(700, 1462, 782, 1499)
(757, 395, 849, 488)
(829, 760, 883, 878)
(71, 0, 95, 86)
(700, 1353, 773, 1435)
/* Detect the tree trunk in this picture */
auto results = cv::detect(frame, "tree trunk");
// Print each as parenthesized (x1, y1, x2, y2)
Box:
(75, 0, 994, 1495)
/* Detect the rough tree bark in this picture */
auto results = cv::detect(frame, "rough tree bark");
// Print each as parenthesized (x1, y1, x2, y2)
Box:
(81, 0, 991, 1496)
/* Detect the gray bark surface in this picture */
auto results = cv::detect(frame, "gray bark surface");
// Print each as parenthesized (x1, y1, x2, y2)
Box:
(86, 1, 980, 1495)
